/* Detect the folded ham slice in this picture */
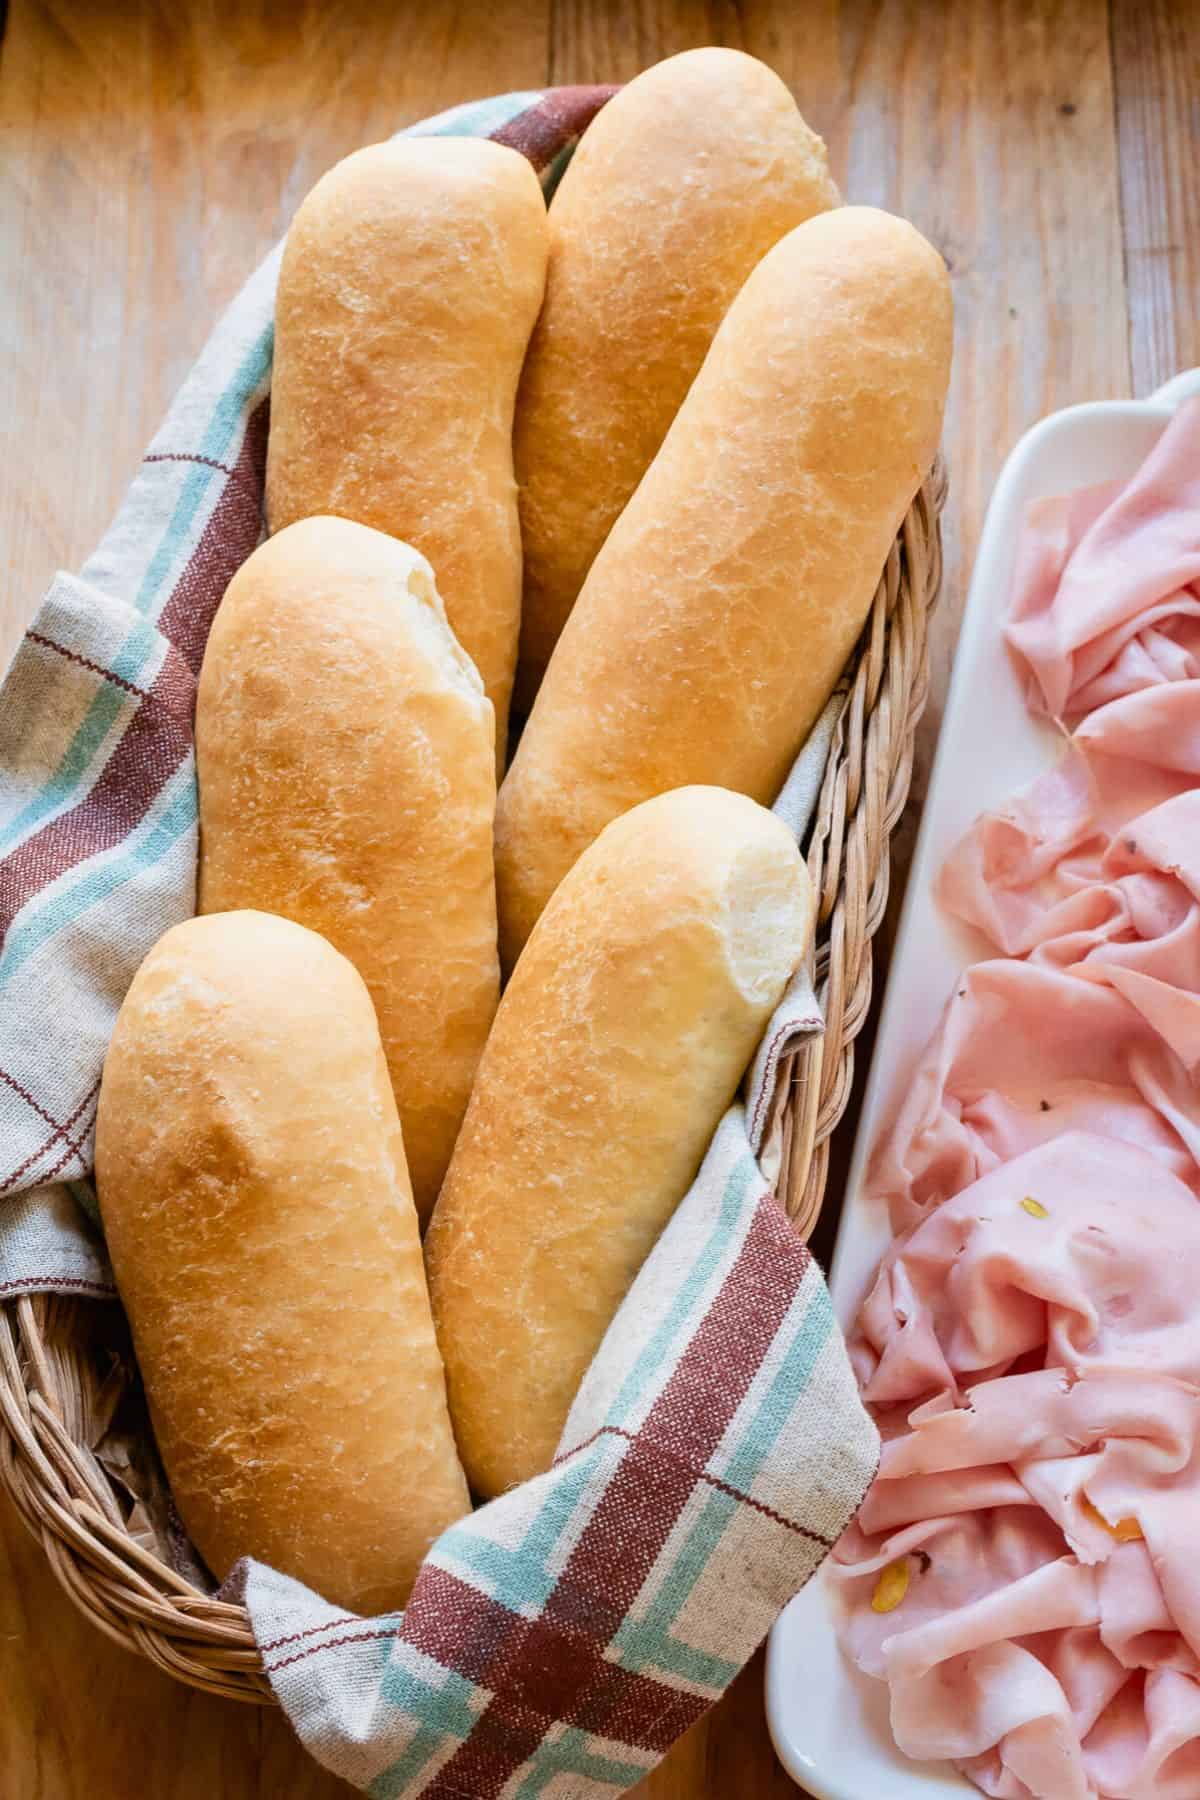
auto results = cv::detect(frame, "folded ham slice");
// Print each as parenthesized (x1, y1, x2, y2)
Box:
(835, 399, 1200, 1800)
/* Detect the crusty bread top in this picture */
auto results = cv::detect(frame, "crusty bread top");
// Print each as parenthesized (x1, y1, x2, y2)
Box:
(428, 787, 814, 1496)
(265, 135, 549, 757)
(513, 47, 839, 698)
(95, 909, 470, 1612)
(201, 514, 486, 703)
(268, 138, 548, 540)
(196, 516, 499, 1221)
(497, 205, 952, 960)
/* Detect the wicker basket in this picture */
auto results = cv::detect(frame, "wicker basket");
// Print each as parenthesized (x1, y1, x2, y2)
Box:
(0, 459, 946, 1705)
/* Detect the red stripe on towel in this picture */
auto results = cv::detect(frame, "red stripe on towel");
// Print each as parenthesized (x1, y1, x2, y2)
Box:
(492, 85, 616, 170)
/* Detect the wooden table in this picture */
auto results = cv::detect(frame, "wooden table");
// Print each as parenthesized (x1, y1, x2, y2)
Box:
(1, 1, 1196, 1794)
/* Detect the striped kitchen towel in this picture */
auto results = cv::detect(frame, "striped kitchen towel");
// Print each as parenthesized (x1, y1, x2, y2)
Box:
(0, 86, 878, 1797)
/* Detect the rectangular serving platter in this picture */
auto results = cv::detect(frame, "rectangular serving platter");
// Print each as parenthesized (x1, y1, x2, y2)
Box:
(764, 367, 1200, 1800)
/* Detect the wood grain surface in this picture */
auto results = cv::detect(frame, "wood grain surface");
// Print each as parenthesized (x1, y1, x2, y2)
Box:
(1, 1, 1197, 1796)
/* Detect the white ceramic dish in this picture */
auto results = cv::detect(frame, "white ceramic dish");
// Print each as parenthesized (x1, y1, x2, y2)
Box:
(765, 367, 1200, 1800)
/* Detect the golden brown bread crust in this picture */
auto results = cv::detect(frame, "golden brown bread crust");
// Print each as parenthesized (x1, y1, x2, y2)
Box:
(196, 517, 498, 1221)
(512, 48, 839, 708)
(496, 205, 953, 965)
(265, 137, 549, 762)
(95, 911, 470, 1612)
(426, 787, 814, 1498)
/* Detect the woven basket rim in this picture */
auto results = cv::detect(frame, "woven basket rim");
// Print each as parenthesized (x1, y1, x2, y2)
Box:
(0, 460, 947, 1702)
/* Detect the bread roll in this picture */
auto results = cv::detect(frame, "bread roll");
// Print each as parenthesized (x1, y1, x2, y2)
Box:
(95, 912, 469, 1612)
(496, 206, 952, 963)
(512, 50, 838, 707)
(266, 137, 549, 761)
(427, 787, 814, 1497)
(196, 517, 497, 1221)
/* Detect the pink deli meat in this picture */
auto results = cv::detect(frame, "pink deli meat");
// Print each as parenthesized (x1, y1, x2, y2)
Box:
(833, 399, 1200, 1800)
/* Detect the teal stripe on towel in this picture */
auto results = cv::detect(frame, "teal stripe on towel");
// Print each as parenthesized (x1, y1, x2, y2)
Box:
(720, 1276, 832, 1491)
(0, 773, 196, 983)
(370, 1664, 480, 1798)
(2, 610, 164, 853)
(404, 92, 541, 139)
(607, 1282, 828, 1686)
(134, 325, 273, 617)
(607, 1152, 758, 1429)
(514, 1727, 650, 1798)
(609, 1484, 741, 1689)
(435, 1438, 605, 1614)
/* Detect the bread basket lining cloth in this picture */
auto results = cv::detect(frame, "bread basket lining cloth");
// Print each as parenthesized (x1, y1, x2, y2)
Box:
(0, 87, 877, 1797)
